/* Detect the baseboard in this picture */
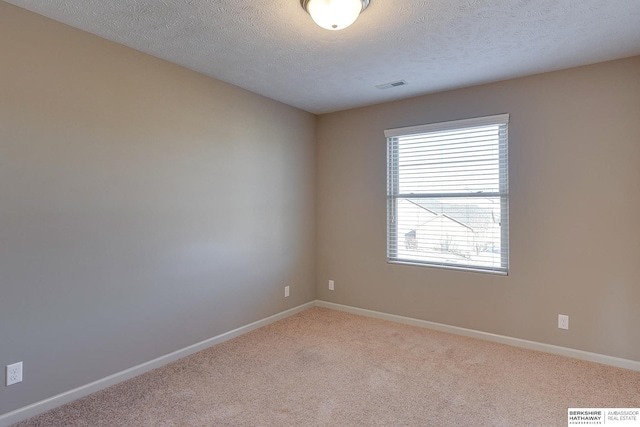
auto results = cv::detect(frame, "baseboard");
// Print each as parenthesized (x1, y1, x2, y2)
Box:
(316, 300, 640, 372)
(0, 301, 316, 427)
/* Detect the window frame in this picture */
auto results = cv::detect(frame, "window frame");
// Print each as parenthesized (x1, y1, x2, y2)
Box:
(385, 114, 510, 275)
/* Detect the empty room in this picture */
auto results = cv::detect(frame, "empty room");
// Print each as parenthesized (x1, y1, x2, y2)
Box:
(1, 0, 639, 426)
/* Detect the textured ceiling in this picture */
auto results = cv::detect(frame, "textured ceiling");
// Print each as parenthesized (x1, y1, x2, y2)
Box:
(5, 0, 640, 114)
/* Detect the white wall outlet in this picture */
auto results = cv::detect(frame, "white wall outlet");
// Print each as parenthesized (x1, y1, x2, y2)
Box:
(6, 362, 23, 386)
(284, 286, 290, 297)
(558, 314, 569, 330)
(328, 280, 334, 291)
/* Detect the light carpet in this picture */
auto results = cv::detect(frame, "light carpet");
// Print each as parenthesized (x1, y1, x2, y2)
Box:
(13, 307, 640, 426)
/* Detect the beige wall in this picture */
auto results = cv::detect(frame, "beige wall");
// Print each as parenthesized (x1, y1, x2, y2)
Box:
(0, 2, 315, 415)
(316, 56, 640, 362)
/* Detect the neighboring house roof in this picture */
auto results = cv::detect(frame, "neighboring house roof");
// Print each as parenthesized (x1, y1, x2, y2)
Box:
(405, 198, 496, 231)
(403, 199, 475, 231)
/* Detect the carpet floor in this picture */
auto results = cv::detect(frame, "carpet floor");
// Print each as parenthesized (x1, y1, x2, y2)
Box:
(13, 307, 640, 426)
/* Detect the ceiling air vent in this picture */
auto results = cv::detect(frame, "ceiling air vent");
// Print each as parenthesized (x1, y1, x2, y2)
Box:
(375, 80, 408, 90)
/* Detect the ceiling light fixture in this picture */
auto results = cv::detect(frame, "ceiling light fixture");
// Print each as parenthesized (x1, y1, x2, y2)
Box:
(301, 0, 370, 31)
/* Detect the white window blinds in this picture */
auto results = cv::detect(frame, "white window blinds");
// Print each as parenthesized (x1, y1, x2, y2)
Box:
(385, 114, 509, 274)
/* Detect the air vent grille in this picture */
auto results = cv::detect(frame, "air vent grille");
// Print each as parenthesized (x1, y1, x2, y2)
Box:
(376, 80, 408, 90)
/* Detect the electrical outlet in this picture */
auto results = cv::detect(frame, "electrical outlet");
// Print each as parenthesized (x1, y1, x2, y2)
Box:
(6, 362, 23, 386)
(328, 280, 334, 291)
(558, 314, 569, 330)
(284, 286, 290, 298)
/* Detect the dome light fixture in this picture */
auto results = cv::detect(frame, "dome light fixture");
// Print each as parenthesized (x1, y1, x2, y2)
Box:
(300, 0, 370, 31)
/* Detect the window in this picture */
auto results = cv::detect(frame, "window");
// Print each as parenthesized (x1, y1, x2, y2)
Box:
(386, 114, 509, 274)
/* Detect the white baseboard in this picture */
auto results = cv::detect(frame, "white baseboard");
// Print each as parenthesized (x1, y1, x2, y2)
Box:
(0, 301, 315, 427)
(316, 300, 640, 372)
